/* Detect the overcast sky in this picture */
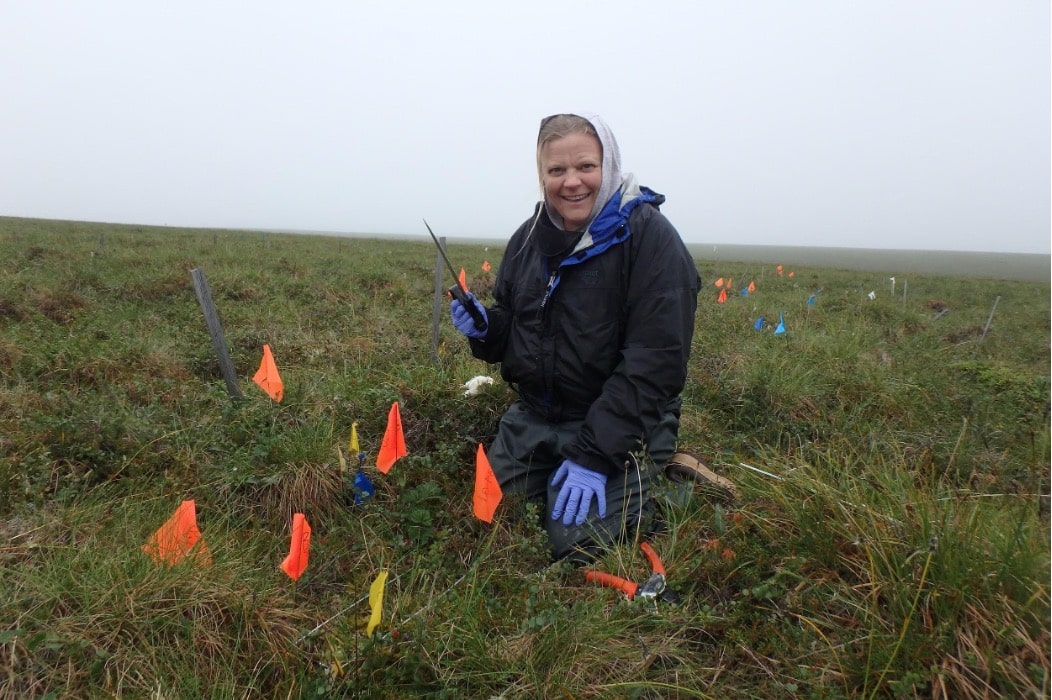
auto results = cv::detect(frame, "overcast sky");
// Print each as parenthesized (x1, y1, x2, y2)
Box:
(2, 1, 1049, 254)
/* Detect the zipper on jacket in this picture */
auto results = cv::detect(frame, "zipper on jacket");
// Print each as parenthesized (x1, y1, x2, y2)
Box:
(539, 268, 559, 310)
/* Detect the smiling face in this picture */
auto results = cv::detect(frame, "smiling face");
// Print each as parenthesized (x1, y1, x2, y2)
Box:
(539, 132, 603, 232)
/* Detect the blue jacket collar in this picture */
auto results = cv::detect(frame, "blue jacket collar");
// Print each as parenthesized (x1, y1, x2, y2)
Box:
(562, 174, 661, 267)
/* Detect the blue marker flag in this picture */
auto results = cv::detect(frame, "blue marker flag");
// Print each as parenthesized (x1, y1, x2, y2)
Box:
(774, 314, 786, 335)
(354, 469, 375, 504)
(808, 294, 816, 306)
(753, 316, 765, 330)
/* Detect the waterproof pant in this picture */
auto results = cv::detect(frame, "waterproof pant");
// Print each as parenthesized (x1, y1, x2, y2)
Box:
(486, 400, 680, 560)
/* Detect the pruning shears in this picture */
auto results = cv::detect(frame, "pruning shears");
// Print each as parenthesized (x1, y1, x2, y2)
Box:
(584, 542, 682, 605)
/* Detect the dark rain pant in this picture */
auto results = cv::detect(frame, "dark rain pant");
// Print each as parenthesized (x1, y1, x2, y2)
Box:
(486, 400, 680, 561)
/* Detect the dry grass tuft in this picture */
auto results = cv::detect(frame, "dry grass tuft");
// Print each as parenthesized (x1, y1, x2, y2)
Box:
(33, 289, 90, 324)
(256, 461, 347, 524)
(932, 599, 1051, 699)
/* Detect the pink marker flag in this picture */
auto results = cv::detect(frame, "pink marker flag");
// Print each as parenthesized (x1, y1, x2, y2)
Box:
(279, 513, 312, 581)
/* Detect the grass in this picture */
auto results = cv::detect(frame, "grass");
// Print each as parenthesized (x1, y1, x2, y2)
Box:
(0, 216, 1048, 698)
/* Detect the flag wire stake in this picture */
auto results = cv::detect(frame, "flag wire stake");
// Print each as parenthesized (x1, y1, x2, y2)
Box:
(737, 462, 783, 481)
(296, 542, 479, 643)
(297, 589, 376, 643)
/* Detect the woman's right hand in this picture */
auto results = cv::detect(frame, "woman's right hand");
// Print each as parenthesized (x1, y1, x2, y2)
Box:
(451, 293, 488, 339)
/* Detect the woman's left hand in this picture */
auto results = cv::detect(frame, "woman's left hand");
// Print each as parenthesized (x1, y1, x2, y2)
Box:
(550, 460, 607, 526)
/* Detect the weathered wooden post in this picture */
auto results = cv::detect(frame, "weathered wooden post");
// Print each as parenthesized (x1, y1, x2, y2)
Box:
(190, 267, 243, 400)
(430, 236, 446, 366)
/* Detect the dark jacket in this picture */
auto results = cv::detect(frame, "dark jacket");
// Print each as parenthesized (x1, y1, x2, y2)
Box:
(469, 191, 700, 476)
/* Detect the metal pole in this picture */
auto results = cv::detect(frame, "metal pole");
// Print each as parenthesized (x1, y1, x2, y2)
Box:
(430, 236, 446, 365)
(190, 267, 244, 400)
(980, 295, 1001, 342)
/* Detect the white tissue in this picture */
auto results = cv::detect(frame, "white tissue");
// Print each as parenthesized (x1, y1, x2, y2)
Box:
(462, 375, 494, 397)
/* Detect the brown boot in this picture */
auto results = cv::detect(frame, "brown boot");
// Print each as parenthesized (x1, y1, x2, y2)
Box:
(665, 453, 739, 502)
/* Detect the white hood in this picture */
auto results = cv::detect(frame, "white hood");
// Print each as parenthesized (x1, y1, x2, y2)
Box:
(543, 112, 626, 233)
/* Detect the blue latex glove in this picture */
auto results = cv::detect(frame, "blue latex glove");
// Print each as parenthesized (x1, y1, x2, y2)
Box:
(450, 293, 488, 339)
(550, 459, 607, 526)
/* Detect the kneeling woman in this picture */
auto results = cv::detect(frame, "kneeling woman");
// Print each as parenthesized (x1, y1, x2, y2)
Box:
(451, 113, 700, 560)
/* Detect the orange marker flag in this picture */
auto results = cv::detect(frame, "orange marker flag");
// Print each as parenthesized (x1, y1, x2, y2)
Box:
(376, 402, 407, 473)
(142, 500, 211, 566)
(481, 260, 491, 272)
(458, 268, 469, 292)
(279, 512, 312, 581)
(253, 344, 284, 402)
(473, 443, 503, 523)
(747, 281, 756, 293)
(714, 277, 724, 288)
(717, 288, 728, 304)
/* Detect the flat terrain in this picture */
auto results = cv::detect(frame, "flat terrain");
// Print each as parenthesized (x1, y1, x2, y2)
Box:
(0, 216, 1047, 698)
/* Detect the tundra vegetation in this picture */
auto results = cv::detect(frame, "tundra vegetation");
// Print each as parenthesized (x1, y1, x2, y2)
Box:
(0, 217, 1048, 698)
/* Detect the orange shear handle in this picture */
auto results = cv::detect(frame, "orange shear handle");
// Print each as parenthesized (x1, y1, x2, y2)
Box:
(585, 570, 639, 600)
(640, 542, 666, 576)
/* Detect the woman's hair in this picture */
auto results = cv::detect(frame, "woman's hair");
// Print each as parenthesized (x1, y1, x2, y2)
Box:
(535, 114, 601, 188)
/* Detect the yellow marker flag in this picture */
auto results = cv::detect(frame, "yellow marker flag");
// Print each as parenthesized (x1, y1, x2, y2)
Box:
(350, 422, 360, 455)
(367, 570, 389, 636)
